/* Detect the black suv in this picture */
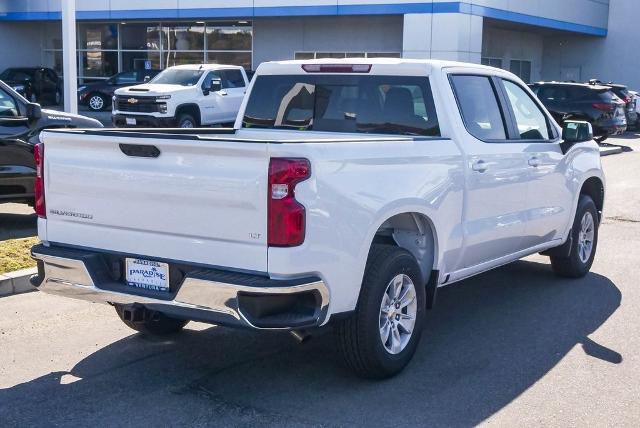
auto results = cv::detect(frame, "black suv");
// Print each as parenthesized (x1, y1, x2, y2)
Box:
(0, 67, 63, 106)
(78, 70, 161, 111)
(530, 81, 627, 141)
(0, 80, 102, 205)
(588, 80, 638, 130)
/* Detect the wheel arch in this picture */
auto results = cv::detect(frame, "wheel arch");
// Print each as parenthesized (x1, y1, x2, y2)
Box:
(175, 103, 201, 126)
(368, 211, 439, 286)
(580, 176, 605, 223)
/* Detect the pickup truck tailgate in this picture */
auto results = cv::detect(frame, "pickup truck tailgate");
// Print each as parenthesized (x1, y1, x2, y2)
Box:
(40, 131, 269, 272)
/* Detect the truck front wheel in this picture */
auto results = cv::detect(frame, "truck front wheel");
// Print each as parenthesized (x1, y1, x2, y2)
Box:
(177, 113, 197, 128)
(334, 245, 426, 379)
(550, 195, 599, 278)
(114, 304, 188, 336)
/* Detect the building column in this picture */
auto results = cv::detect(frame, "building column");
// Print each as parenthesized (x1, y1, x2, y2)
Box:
(402, 12, 483, 63)
(61, 0, 77, 114)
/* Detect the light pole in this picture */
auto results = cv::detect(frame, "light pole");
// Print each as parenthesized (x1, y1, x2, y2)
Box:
(61, 0, 77, 114)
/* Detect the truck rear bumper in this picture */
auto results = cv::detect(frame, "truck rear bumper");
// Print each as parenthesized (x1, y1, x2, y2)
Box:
(30, 244, 329, 330)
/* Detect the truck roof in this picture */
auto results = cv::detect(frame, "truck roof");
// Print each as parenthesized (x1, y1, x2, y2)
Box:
(256, 57, 507, 77)
(167, 64, 244, 71)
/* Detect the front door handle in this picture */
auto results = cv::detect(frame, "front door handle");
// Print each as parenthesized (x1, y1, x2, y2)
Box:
(471, 160, 488, 173)
(528, 156, 541, 167)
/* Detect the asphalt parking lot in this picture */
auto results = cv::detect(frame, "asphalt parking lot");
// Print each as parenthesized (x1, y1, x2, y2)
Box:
(1, 134, 639, 426)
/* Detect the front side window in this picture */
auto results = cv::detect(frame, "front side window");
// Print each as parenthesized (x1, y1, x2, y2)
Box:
(242, 75, 439, 137)
(202, 71, 222, 89)
(502, 80, 551, 140)
(0, 88, 19, 117)
(450, 75, 506, 141)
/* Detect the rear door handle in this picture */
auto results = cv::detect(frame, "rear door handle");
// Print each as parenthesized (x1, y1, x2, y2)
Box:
(471, 160, 488, 173)
(528, 156, 541, 167)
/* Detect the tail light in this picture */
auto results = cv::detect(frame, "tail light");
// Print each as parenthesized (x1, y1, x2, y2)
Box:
(33, 143, 46, 218)
(592, 103, 615, 111)
(302, 64, 371, 73)
(268, 158, 311, 247)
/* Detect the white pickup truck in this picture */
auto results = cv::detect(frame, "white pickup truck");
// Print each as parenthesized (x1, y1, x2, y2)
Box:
(112, 64, 248, 128)
(32, 59, 604, 378)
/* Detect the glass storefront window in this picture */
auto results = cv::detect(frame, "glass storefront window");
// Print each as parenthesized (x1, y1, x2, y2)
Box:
(42, 23, 62, 50)
(207, 52, 252, 70)
(45, 21, 254, 81)
(295, 52, 315, 60)
(122, 52, 161, 72)
(81, 50, 118, 78)
(43, 51, 63, 75)
(206, 26, 252, 50)
(121, 24, 161, 50)
(162, 24, 205, 51)
(165, 51, 205, 67)
(78, 23, 118, 50)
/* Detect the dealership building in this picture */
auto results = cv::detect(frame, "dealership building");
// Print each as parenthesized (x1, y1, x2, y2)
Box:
(0, 0, 636, 89)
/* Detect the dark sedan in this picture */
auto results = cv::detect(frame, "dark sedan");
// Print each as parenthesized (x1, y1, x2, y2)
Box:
(0, 67, 62, 106)
(78, 70, 160, 111)
(0, 81, 102, 206)
(530, 81, 627, 142)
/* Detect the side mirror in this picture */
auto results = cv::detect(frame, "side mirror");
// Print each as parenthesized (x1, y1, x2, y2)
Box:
(26, 102, 42, 120)
(203, 78, 222, 96)
(560, 120, 593, 154)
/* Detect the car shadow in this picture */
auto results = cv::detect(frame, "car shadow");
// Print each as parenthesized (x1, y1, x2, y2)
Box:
(0, 260, 621, 426)
(0, 212, 37, 241)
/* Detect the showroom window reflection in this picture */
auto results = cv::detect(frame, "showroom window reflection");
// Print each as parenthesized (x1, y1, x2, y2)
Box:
(52, 21, 253, 83)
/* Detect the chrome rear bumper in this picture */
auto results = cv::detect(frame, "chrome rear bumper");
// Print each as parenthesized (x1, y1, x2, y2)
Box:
(31, 244, 329, 329)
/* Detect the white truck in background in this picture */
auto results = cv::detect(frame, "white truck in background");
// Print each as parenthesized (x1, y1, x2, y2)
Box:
(32, 59, 604, 378)
(112, 64, 248, 128)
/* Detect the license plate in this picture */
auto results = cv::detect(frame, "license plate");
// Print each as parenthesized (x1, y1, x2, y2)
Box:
(126, 117, 137, 125)
(125, 258, 169, 292)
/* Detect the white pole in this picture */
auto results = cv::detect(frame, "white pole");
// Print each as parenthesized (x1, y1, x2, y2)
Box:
(61, 0, 77, 114)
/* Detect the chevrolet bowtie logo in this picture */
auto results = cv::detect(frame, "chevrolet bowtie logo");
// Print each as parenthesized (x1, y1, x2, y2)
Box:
(128, 98, 138, 104)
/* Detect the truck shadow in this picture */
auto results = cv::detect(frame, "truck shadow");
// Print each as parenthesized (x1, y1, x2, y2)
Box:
(0, 260, 621, 427)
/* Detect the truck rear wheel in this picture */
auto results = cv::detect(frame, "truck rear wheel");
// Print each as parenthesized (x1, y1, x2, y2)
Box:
(550, 195, 599, 278)
(334, 245, 426, 379)
(114, 304, 188, 336)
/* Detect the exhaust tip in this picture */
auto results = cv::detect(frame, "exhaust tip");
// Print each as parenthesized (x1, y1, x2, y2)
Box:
(290, 329, 311, 343)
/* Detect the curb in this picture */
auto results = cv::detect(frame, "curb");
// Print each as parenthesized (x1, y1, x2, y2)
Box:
(599, 146, 623, 156)
(0, 267, 37, 297)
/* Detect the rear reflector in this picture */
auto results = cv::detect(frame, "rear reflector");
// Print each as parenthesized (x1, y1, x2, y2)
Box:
(302, 64, 372, 73)
(34, 143, 46, 218)
(268, 158, 311, 247)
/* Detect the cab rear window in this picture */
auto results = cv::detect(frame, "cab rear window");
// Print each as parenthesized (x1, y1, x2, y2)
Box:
(242, 75, 440, 137)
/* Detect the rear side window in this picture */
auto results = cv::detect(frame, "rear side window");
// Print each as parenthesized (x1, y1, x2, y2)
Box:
(502, 80, 551, 140)
(242, 75, 440, 137)
(450, 75, 506, 140)
(222, 69, 245, 88)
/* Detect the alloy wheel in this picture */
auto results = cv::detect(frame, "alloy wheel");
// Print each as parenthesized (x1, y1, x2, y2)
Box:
(89, 95, 104, 111)
(379, 274, 417, 355)
(578, 211, 595, 263)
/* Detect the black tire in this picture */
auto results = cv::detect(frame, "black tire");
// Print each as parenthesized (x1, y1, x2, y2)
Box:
(114, 304, 188, 336)
(551, 195, 599, 278)
(87, 93, 107, 111)
(176, 113, 197, 128)
(334, 245, 426, 379)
